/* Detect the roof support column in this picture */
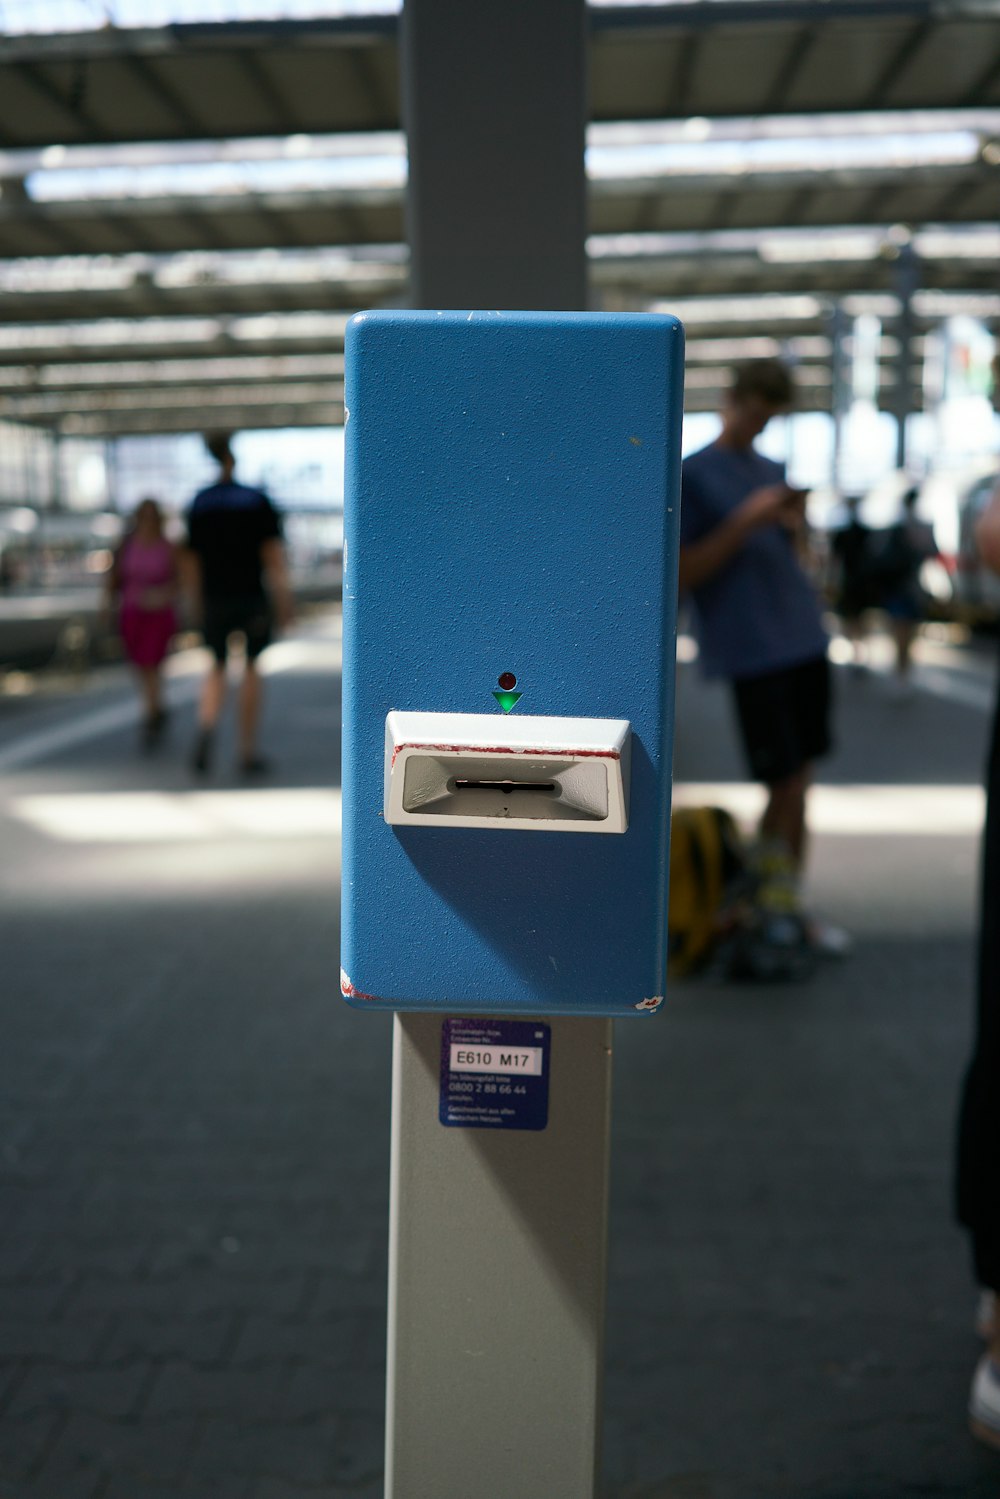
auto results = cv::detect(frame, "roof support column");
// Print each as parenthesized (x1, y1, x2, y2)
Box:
(893, 241, 920, 472)
(829, 302, 851, 494)
(401, 0, 588, 310)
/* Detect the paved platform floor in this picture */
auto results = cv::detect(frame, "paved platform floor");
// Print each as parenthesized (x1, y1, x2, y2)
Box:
(1, 609, 999, 1497)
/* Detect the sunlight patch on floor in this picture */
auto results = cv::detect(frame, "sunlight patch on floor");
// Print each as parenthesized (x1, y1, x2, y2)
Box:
(674, 782, 986, 836)
(10, 788, 343, 842)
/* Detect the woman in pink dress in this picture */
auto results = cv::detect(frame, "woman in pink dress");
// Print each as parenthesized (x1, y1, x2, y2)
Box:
(107, 498, 178, 748)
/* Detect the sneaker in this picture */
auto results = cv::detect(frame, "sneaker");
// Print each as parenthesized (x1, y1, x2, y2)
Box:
(976, 1290, 997, 1341)
(806, 918, 854, 959)
(191, 728, 214, 775)
(140, 707, 168, 752)
(239, 753, 271, 777)
(749, 839, 801, 916)
(969, 1354, 1000, 1449)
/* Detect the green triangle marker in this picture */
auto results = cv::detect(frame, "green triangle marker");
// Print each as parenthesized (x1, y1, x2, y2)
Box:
(492, 690, 523, 713)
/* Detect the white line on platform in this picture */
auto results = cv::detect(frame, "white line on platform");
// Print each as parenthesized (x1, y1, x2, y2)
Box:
(674, 782, 986, 835)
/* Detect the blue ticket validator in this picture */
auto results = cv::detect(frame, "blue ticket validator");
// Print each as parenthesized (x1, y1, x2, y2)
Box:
(341, 310, 684, 1016)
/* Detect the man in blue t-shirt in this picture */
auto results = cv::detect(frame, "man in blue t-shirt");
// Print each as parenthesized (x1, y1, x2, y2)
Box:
(679, 360, 837, 933)
(184, 432, 294, 775)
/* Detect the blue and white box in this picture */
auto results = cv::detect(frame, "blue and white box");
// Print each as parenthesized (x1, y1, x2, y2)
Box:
(341, 310, 684, 1016)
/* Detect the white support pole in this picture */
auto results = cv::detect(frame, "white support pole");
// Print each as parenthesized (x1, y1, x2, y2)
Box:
(385, 1013, 612, 1499)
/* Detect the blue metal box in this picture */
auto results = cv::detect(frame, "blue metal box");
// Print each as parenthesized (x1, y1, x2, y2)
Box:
(341, 310, 683, 1015)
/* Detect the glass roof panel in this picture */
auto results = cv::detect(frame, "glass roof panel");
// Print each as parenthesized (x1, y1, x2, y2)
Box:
(13, 110, 995, 205)
(1, 0, 825, 35)
(0, 0, 399, 36)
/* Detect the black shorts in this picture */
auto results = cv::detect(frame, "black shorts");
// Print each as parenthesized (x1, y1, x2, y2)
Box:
(732, 654, 832, 786)
(202, 595, 272, 665)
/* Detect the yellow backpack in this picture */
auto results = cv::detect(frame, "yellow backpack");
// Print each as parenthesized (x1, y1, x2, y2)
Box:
(667, 805, 746, 978)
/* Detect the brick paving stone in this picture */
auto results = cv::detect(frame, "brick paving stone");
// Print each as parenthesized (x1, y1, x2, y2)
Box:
(192, 1417, 342, 1487)
(66, 1272, 311, 1323)
(326, 1411, 383, 1486)
(100, 1476, 252, 1499)
(100, 1312, 239, 1366)
(20, 1446, 106, 1499)
(7, 1366, 154, 1422)
(39, 1411, 201, 1487)
(144, 1365, 295, 1423)
(0, 1240, 45, 1281)
(300, 1268, 386, 1321)
(252, 1481, 383, 1499)
(0, 1284, 73, 1322)
(26, 1243, 150, 1281)
(251, 1483, 334, 1499)
(0, 1317, 108, 1366)
(0, 1364, 24, 1415)
(0, 1404, 62, 1486)
(230, 1312, 369, 1369)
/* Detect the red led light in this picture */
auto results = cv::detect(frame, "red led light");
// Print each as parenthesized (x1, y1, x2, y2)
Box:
(498, 672, 517, 690)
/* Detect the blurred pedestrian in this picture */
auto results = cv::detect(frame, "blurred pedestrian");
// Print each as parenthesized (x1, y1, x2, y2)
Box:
(829, 495, 873, 672)
(678, 358, 848, 957)
(868, 485, 937, 696)
(183, 433, 294, 776)
(104, 497, 178, 750)
(957, 463, 1000, 1449)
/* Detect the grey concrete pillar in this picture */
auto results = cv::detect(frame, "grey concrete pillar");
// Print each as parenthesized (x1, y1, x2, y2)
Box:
(893, 242, 920, 472)
(829, 302, 850, 494)
(401, 0, 588, 311)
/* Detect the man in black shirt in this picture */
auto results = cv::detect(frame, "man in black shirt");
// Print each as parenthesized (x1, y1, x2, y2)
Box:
(184, 432, 293, 774)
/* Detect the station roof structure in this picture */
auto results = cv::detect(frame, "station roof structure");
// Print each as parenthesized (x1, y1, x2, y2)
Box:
(0, 1, 997, 434)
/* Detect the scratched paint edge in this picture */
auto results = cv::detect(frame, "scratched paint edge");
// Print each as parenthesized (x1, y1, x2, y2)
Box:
(343, 967, 664, 1015)
(390, 742, 621, 769)
(340, 969, 382, 1003)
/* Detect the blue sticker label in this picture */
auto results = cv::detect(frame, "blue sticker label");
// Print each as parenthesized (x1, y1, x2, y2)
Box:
(440, 1018, 551, 1130)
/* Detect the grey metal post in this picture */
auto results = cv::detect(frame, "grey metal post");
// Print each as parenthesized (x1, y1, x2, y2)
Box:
(50, 428, 64, 511)
(401, 0, 588, 313)
(386, 1014, 612, 1499)
(828, 301, 850, 495)
(387, 5, 610, 1496)
(893, 241, 920, 472)
(104, 436, 119, 513)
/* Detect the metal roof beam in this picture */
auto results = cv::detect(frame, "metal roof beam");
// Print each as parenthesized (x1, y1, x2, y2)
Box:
(124, 53, 207, 138)
(50, 403, 346, 438)
(0, 16, 399, 66)
(0, 353, 345, 394)
(4, 379, 343, 419)
(6, 156, 975, 240)
(864, 17, 935, 107)
(961, 49, 1000, 106)
(7, 59, 109, 145)
(670, 30, 702, 118)
(760, 22, 822, 116)
(0, 182, 399, 221)
(236, 51, 298, 135)
(590, 1, 1000, 34)
(0, 311, 352, 367)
